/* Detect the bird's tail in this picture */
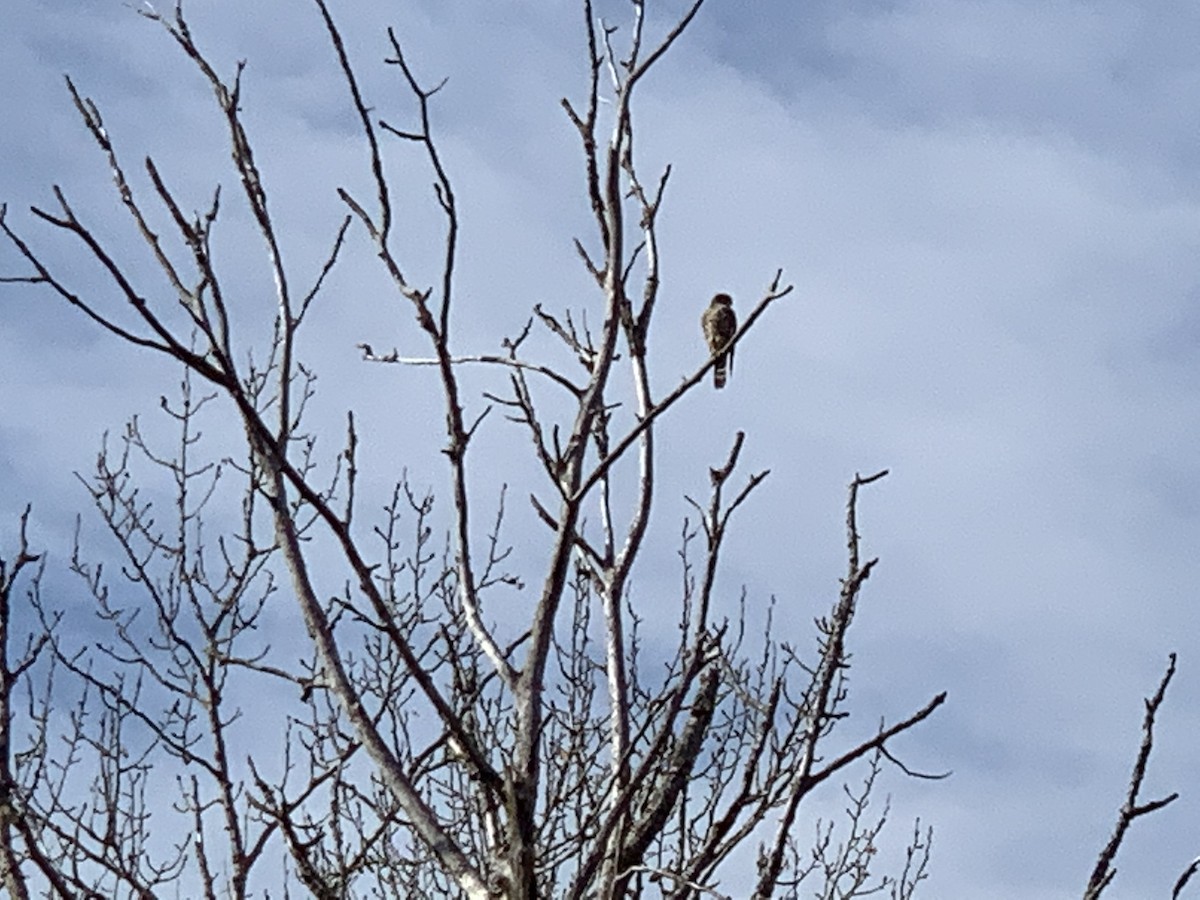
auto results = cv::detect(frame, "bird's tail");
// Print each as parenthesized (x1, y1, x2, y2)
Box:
(713, 354, 727, 389)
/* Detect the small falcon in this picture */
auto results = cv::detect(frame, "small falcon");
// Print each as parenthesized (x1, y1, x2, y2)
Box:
(701, 293, 737, 389)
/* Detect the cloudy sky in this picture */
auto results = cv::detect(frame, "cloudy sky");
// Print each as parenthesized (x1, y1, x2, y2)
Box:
(4, 1, 1200, 897)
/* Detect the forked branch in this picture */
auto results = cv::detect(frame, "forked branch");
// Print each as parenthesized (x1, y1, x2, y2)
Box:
(1085, 653, 1179, 900)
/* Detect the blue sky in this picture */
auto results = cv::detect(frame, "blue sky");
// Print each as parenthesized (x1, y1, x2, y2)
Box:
(4, 1, 1200, 897)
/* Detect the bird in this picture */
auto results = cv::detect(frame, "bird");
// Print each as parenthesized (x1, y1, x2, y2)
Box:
(701, 293, 737, 389)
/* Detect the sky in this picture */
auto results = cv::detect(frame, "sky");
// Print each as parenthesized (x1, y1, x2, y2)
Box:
(3, 1, 1200, 897)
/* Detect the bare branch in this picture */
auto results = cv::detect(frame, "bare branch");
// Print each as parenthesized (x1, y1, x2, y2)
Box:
(1174, 857, 1200, 900)
(1084, 653, 1179, 900)
(358, 346, 583, 397)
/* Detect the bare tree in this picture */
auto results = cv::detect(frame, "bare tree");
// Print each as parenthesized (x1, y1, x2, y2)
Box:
(0, 2, 947, 897)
